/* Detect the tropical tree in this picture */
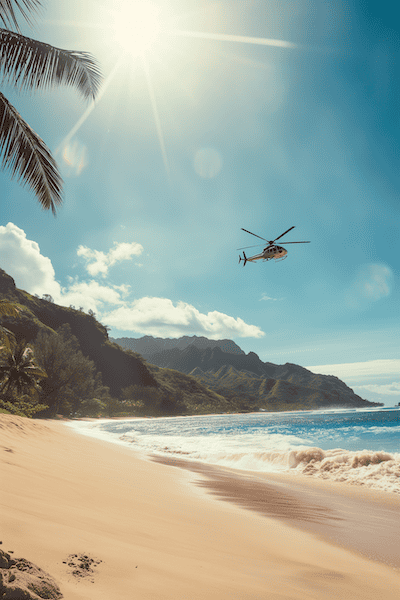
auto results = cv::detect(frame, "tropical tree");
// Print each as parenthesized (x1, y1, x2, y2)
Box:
(0, 1, 102, 213)
(0, 298, 19, 349)
(0, 338, 46, 398)
(33, 324, 110, 417)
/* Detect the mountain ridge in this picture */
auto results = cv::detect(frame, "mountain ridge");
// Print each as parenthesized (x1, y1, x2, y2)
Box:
(114, 335, 381, 409)
(111, 335, 244, 357)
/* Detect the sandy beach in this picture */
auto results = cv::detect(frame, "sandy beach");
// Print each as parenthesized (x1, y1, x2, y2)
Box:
(1, 414, 400, 600)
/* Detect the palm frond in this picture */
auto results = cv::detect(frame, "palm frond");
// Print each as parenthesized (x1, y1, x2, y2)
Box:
(0, 0, 42, 32)
(0, 28, 102, 100)
(0, 92, 63, 212)
(0, 301, 18, 350)
(0, 327, 16, 350)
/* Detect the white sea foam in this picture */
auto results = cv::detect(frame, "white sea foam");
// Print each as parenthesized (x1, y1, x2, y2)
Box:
(145, 444, 400, 494)
(287, 447, 400, 493)
(68, 409, 400, 494)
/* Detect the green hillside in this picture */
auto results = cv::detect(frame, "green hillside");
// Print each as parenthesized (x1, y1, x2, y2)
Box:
(0, 270, 225, 417)
(189, 364, 381, 411)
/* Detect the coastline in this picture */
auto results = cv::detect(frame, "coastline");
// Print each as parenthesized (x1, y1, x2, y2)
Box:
(1, 414, 400, 600)
(152, 455, 400, 568)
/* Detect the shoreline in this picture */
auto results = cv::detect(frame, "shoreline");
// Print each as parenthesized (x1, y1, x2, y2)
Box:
(152, 454, 400, 569)
(1, 414, 400, 599)
(68, 412, 400, 496)
(67, 404, 400, 421)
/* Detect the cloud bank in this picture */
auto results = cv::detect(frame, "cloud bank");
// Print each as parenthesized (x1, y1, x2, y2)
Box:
(77, 241, 144, 277)
(102, 298, 264, 338)
(0, 223, 264, 339)
(307, 359, 400, 405)
(307, 359, 400, 382)
(354, 382, 400, 396)
(0, 222, 62, 299)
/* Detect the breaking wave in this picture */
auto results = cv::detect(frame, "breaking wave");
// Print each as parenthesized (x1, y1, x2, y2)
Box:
(288, 447, 399, 493)
(69, 408, 400, 495)
(139, 445, 400, 494)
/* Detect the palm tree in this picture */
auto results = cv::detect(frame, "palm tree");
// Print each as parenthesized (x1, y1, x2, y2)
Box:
(0, 338, 47, 399)
(0, 1, 102, 213)
(0, 298, 19, 349)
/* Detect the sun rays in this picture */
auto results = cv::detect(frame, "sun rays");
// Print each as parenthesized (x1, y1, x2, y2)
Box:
(55, 59, 122, 168)
(54, 3, 298, 178)
(141, 55, 171, 178)
(170, 30, 298, 50)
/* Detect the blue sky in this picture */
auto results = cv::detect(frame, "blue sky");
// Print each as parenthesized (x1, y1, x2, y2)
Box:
(1, 0, 399, 406)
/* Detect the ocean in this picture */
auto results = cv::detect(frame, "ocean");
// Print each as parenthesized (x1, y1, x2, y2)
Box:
(69, 406, 400, 494)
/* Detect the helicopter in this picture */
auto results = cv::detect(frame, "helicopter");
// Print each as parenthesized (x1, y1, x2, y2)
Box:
(238, 226, 310, 266)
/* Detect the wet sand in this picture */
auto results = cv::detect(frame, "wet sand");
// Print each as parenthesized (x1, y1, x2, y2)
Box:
(1, 414, 400, 600)
(152, 455, 400, 568)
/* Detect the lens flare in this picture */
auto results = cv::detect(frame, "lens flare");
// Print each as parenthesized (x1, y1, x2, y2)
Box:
(194, 148, 223, 178)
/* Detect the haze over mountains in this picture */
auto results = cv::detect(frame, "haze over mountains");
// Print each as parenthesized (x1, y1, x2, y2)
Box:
(113, 336, 382, 410)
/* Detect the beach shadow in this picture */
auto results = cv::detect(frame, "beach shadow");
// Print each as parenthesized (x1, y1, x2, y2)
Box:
(151, 455, 400, 570)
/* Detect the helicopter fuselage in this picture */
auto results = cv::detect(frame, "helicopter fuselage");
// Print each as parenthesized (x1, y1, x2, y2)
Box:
(247, 244, 288, 262)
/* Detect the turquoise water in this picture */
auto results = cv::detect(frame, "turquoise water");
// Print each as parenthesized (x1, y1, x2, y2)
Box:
(70, 407, 400, 493)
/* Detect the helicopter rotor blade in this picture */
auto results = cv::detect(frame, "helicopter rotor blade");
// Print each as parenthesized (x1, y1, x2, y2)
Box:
(279, 241, 310, 245)
(236, 243, 265, 250)
(241, 228, 268, 242)
(273, 226, 295, 243)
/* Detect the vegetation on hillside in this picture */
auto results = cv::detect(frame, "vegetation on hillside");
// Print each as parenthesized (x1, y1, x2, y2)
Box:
(33, 324, 112, 417)
(0, 274, 231, 418)
(0, 269, 381, 418)
(0, 269, 158, 398)
(191, 365, 381, 411)
(0, 327, 231, 418)
(0, 338, 47, 416)
(0, 299, 21, 349)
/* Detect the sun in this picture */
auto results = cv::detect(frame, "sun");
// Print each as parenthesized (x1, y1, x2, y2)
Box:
(61, 1, 299, 178)
(110, 0, 162, 57)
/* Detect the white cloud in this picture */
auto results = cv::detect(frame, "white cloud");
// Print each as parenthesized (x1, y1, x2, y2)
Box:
(307, 359, 400, 382)
(0, 222, 62, 299)
(0, 223, 264, 339)
(353, 382, 400, 396)
(59, 280, 127, 312)
(0, 224, 135, 311)
(102, 297, 265, 338)
(260, 294, 283, 301)
(77, 241, 144, 277)
(307, 359, 400, 406)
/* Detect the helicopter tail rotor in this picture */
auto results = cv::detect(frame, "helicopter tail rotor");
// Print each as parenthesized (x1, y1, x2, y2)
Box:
(239, 251, 248, 266)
